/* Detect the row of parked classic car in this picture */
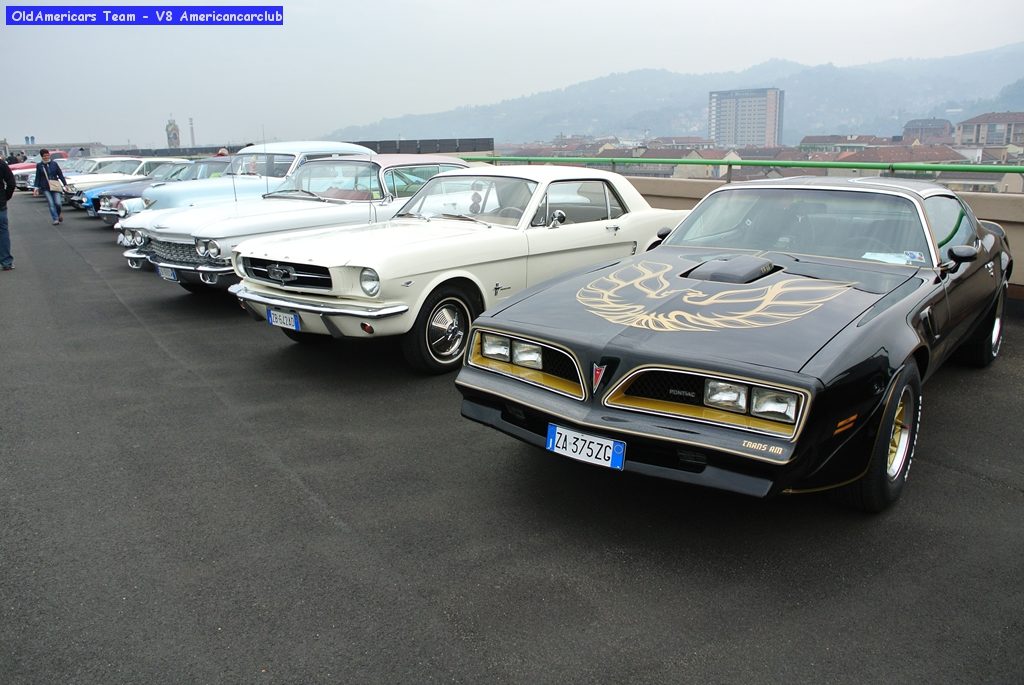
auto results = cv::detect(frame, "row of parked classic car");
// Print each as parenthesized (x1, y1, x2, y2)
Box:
(47, 140, 1012, 513)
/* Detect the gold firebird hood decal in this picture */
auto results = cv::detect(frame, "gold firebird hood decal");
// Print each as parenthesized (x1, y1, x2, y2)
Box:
(576, 261, 851, 332)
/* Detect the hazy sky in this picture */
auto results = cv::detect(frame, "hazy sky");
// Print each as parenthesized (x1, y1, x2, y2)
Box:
(5, 0, 1024, 148)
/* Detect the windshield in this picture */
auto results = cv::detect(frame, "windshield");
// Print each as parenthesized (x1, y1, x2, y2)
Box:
(270, 160, 383, 201)
(94, 159, 141, 174)
(398, 175, 538, 227)
(149, 163, 185, 180)
(226, 153, 295, 177)
(664, 187, 932, 266)
(177, 159, 229, 180)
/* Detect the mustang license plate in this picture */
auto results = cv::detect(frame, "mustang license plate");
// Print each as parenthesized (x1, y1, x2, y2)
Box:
(156, 266, 177, 282)
(267, 309, 300, 331)
(546, 423, 625, 470)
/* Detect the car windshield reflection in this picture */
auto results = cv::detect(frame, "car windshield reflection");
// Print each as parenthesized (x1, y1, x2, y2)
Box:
(397, 176, 538, 227)
(664, 188, 932, 266)
(268, 160, 383, 202)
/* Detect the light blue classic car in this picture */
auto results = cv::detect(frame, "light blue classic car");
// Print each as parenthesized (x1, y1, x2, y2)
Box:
(133, 141, 374, 215)
(80, 161, 192, 219)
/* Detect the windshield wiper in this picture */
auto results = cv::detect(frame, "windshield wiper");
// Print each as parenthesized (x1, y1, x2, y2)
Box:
(440, 213, 491, 227)
(262, 188, 325, 201)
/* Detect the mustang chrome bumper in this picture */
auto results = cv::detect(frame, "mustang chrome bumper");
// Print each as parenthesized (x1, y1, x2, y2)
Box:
(229, 283, 409, 319)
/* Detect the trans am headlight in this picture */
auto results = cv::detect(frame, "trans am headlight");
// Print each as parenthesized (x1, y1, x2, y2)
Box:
(481, 333, 511, 362)
(704, 379, 748, 414)
(359, 268, 380, 296)
(750, 387, 799, 424)
(511, 340, 543, 369)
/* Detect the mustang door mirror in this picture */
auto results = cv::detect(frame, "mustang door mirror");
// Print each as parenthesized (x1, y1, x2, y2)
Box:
(548, 209, 566, 228)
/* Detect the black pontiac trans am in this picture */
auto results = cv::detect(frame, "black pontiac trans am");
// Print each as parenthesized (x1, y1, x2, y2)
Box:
(455, 177, 1012, 511)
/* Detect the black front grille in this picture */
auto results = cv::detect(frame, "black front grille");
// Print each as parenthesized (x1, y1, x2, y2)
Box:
(242, 257, 332, 290)
(624, 371, 704, 406)
(150, 239, 203, 266)
(541, 349, 579, 384)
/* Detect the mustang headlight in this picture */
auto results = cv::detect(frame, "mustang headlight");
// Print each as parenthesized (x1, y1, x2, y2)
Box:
(704, 379, 748, 414)
(751, 387, 799, 424)
(195, 238, 209, 256)
(359, 268, 380, 296)
(481, 333, 511, 362)
(511, 340, 543, 369)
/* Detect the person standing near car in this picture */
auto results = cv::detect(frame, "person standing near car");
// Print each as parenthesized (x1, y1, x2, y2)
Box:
(33, 149, 67, 225)
(1, 157, 16, 270)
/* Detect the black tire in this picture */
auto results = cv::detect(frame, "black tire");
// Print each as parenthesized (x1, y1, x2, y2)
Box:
(836, 361, 922, 513)
(401, 285, 478, 374)
(281, 328, 329, 344)
(178, 282, 210, 295)
(956, 285, 1005, 368)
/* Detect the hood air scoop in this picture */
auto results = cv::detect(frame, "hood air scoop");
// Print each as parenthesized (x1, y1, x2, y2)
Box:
(684, 254, 777, 284)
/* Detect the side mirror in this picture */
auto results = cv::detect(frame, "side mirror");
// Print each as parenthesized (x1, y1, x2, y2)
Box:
(656, 226, 673, 240)
(548, 209, 566, 228)
(380, 193, 395, 205)
(941, 244, 978, 274)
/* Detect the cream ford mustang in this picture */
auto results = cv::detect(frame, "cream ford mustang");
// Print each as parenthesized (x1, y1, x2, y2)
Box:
(229, 165, 689, 373)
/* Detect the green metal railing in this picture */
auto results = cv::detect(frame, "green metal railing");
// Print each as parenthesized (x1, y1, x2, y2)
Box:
(460, 155, 1024, 182)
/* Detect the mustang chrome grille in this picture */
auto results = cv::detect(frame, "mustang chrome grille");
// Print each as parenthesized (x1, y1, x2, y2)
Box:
(606, 368, 806, 439)
(150, 239, 203, 266)
(241, 257, 333, 290)
(468, 330, 584, 400)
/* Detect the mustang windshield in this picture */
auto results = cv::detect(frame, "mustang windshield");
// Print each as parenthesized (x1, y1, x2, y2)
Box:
(269, 160, 383, 202)
(398, 176, 538, 227)
(665, 188, 932, 266)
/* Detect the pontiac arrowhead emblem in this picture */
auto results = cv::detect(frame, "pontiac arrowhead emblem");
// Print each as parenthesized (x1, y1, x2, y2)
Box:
(592, 363, 607, 392)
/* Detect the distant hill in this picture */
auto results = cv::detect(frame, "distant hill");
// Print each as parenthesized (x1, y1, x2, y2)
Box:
(325, 43, 1024, 145)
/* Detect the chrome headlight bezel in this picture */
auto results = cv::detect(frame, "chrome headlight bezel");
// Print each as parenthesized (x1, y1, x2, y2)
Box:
(481, 333, 511, 362)
(195, 238, 209, 257)
(704, 379, 748, 414)
(359, 268, 380, 297)
(511, 340, 543, 370)
(750, 386, 799, 424)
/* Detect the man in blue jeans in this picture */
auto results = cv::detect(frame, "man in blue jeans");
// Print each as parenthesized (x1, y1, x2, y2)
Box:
(1, 157, 15, 270)
(32, 148, 66, 225)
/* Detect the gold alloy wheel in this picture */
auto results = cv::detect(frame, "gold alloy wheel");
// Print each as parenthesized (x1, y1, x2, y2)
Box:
(886, 387, 914, 480)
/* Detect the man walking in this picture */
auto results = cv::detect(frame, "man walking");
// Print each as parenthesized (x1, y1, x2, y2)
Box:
(1, 157, 15, 271)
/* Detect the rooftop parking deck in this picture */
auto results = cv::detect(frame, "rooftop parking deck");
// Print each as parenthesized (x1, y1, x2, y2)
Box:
(1, 192, 1021, 683)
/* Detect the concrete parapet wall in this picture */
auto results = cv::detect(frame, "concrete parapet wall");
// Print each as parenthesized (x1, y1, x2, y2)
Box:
(627, 176, 1024, 291)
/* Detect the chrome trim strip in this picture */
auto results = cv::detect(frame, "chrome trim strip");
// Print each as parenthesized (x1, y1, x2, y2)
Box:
(228, 284, 408, 319)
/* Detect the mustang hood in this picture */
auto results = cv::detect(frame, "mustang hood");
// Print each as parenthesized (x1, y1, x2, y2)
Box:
(237, 217, 498, 266)
(492, 250, 917, 373)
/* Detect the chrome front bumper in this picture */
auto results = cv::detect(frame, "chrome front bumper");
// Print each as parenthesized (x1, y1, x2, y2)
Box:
(229, 283, 410, 338)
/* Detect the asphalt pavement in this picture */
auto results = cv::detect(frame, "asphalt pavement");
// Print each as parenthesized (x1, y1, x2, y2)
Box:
(1, 192, 1022, 684)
